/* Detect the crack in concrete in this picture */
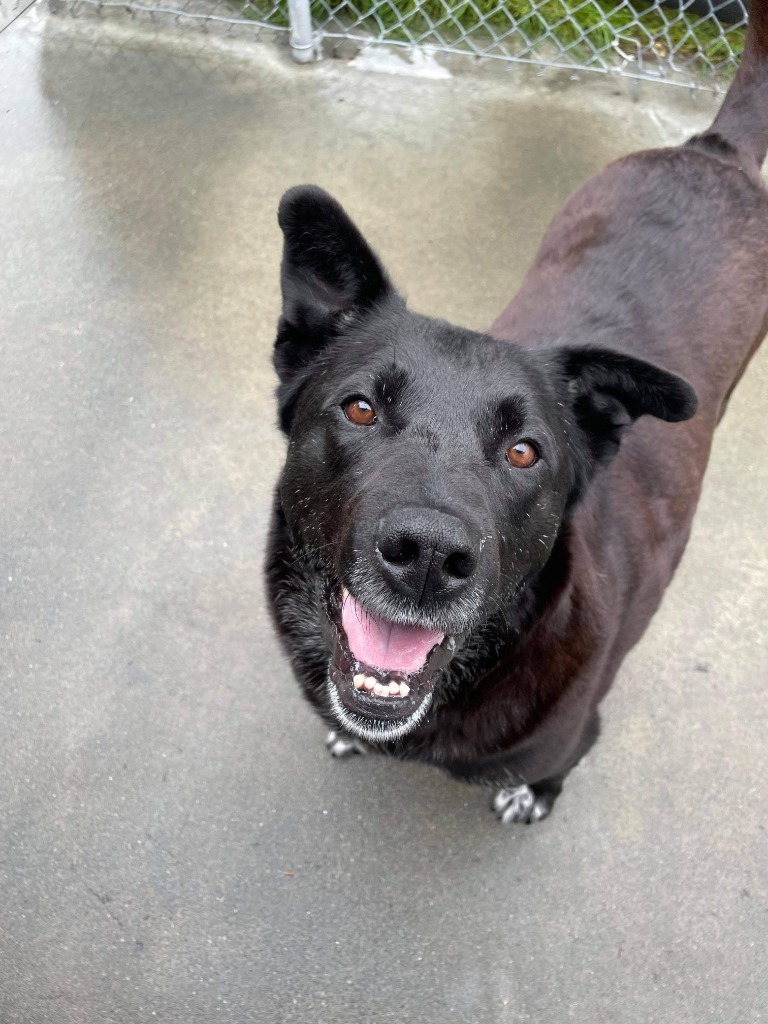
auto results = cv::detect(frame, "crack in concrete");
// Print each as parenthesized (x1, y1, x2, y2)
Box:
(83, 884, 124, 929)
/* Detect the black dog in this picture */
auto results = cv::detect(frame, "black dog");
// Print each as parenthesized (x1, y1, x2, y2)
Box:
(266, 4, 768, 824)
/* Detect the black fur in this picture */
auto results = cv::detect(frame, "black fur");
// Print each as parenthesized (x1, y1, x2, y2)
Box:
(265, 4, 768, 822)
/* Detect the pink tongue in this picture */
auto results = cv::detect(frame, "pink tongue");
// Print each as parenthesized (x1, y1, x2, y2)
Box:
(341, 594, 444, 674)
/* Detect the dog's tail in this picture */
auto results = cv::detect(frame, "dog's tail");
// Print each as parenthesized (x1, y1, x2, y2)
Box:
(689, 0, 768, 172)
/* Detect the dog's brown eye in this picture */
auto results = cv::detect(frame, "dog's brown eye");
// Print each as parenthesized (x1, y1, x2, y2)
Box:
(343, 397, 376, 426)
(506, 441, 537, 468)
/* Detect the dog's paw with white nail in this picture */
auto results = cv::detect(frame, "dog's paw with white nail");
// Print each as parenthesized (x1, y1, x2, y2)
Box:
(325, 730, 368, 758)
(492, 785, 554, 825)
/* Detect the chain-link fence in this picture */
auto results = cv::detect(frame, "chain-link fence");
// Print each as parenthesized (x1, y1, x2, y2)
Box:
(54, 0, 749, 88)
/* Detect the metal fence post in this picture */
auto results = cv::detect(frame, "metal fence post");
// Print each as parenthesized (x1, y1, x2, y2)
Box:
(288, 0, 314, 63)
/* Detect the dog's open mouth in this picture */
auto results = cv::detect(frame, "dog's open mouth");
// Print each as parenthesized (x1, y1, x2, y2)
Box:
(324, 588, 460, 742)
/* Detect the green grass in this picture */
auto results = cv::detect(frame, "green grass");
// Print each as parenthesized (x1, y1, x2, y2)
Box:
(234, 0, 745, 77)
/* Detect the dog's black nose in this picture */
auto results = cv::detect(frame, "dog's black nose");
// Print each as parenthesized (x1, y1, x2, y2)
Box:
(376, 508, 478, 605)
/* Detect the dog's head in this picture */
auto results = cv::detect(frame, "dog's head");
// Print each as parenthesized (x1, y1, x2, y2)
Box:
(273, 186, 697, 742)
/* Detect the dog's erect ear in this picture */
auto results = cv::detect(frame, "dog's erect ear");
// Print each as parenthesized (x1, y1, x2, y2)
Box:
(274, 186, 395, 432)
(557, 346, 698, 464)
(276, 185, 392, 362)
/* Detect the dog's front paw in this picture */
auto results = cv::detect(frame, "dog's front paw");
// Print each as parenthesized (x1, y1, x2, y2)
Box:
(492, 784, 553, 825)
(325, 730, 368, 758)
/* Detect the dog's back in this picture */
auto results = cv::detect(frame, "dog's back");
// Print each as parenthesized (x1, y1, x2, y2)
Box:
(492, 0, 768, 426)
(487, 1, 768, 715)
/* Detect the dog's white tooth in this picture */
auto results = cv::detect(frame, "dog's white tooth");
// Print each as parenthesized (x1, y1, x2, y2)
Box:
(374, 682, 388, 697)
(341, 586, 349, 600)
(353, 674, 365, 690)
(364, 675, 377, 691)
(399, 682, 410, 697)
(388, 681, 400, 695)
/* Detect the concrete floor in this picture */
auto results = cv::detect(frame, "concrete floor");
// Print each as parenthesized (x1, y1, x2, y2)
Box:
(1, 8, 767, 1023)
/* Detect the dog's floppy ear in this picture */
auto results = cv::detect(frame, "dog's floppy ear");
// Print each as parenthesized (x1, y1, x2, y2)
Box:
(275, 186, 394, 428)
(558, 346, 698, 465)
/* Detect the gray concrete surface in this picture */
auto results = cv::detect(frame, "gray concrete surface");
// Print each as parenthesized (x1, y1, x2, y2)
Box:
(1, 9, 766, 1023)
